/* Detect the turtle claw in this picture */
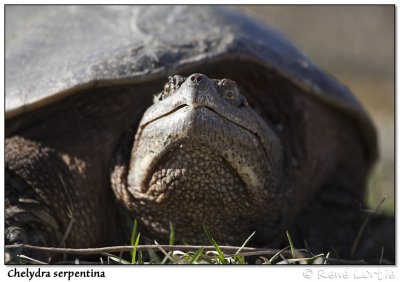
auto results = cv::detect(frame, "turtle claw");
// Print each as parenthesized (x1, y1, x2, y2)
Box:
(5, 226, 28, 263)
(6, 226, 28, 245)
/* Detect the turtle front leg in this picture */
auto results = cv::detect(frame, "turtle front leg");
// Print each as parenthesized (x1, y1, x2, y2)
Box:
(5, 168, 64, 261)
(5, 136, 73, 261)
(5, 136, 119, 262)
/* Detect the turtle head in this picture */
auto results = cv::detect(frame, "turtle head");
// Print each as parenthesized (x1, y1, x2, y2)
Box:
(111, 73, 284, 245)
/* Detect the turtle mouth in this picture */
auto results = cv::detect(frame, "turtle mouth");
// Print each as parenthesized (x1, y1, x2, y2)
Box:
(140, 103, 262, 141)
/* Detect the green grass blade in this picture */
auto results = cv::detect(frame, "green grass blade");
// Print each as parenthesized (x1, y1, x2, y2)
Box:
(286, 230, 296, 259)
(138, 251, 143, 264)
(160, 221, 176, 264)
(234, 255, 246, 264)
(203, 225, 228, 264)
(203, 225, 213, 243)
(130, 219, 138, 259)
(169, 221, 175, 246)
(131, 233, 141, 264)
(130, 219, 138, 245)
(213, 242, 227, 264)
(189, 247, 204, 264)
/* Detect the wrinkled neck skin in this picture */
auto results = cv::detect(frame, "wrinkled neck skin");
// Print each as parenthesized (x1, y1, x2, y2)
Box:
(112, 73, 285, 246)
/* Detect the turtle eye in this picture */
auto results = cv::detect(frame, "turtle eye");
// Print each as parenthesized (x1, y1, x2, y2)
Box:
(158, 75, 186, 101)
(218, 79, 242, 106)
(224, 89, 236, 100)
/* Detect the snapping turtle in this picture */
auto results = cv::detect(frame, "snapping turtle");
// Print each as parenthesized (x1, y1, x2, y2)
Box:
(5, 6, 377, 260)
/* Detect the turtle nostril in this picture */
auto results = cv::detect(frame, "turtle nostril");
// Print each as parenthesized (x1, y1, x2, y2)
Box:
(189, 74, 203, 83)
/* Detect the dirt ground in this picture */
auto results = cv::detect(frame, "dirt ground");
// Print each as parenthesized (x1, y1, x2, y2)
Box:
(239, 5, 394, 215)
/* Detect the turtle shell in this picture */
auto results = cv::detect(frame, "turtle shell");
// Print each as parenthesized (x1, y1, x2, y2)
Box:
(5, 5, 377, 164)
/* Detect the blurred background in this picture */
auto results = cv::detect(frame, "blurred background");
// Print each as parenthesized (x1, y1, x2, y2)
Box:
(239, 5, 394, 215)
